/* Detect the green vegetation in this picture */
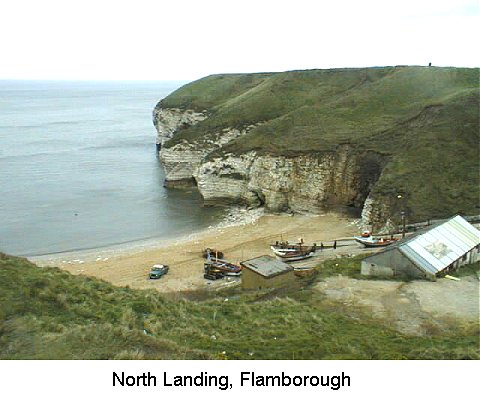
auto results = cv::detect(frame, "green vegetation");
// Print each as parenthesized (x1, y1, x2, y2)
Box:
(315, 254, 368, 280)
(313, 254, 419, 282)
(1, 253, 478, 360)
(158, 73, 274, 111)
(158, 66, 480, 222)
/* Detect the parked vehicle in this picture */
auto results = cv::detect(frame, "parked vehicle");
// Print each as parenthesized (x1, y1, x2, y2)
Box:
(149, 264, 169, 279)
(204, 265, 225, 280)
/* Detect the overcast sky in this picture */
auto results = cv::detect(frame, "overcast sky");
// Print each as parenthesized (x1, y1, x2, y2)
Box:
(0, 0, 478, 81)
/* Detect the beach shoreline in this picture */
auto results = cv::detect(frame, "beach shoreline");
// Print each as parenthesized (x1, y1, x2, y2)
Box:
(29, 206, 265, 264)
(31, 210, 360, 293)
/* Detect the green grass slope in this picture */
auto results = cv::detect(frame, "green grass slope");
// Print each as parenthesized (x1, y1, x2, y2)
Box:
(157, 66, 479, 221)
(1, 253, 478, 360)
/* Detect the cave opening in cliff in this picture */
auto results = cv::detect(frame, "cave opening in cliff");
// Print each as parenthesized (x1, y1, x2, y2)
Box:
(252, 190, 266, 207)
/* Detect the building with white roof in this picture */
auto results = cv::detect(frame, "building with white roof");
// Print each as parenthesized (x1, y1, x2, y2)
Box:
(361, 215, 480, 280)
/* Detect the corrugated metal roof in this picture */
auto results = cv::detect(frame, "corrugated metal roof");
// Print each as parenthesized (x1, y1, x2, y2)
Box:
(398, 215, 480, 274)
(240, 255, 293, 278)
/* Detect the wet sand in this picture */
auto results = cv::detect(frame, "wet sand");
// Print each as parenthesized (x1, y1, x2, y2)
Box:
(32, 212, 359, 293)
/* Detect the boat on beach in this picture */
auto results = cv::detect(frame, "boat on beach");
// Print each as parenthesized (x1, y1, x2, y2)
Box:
(354, 236, 398, 248)
(204, 257, 242, 276)
(270, 240, 317, 261)
(270, 240, 317, 253)
(272, 249, 315, 261)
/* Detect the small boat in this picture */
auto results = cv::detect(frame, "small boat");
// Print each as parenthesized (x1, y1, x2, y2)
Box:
(204, 257, 242, 276)
(354, 236, 398, 248)
(270, 240, 317, 254)
(273, 249, 315, 262)
(270, 239, 317, 261)
(271, 245, 316, 261)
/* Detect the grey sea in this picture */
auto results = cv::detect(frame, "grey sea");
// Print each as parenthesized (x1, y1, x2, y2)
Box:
(0, 80, 223, 256)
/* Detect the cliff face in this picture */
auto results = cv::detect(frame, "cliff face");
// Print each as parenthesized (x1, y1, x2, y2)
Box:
(197, 150, 384, 213)
(152, 106, 207, 148)
(156, 110, 260, 187)
(154, 107, 384, 216)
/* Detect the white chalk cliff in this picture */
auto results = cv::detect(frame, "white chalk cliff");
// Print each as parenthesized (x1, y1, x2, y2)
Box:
(154, 107, 385, 223)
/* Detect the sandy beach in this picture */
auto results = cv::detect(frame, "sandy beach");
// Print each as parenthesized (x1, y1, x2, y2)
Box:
(32, 211, 360, 293)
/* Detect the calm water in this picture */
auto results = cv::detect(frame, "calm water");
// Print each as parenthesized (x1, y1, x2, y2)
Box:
(0, 80, 223, 256)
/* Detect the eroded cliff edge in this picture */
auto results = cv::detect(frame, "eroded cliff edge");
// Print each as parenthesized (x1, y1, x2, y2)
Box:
(153, 67, 480, 228)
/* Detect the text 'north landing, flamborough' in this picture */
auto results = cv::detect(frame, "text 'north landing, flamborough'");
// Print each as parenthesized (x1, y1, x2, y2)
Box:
(112, 371, 350, 391)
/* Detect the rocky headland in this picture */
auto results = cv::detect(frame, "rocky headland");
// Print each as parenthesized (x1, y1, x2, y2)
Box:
(153, 67, 479, 230)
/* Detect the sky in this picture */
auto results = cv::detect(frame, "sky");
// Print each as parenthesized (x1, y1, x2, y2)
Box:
(0, 0, 478, 81)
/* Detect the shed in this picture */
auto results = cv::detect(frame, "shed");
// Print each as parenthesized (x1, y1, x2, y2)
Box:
(240, 255, 295, 289)
(361, 215, 480, 280)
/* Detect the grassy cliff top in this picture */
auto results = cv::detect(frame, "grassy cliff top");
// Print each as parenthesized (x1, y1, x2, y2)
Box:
(1, 252, 479, 359)
(157, 67, 479, 221)
(160, 67, 478, 153)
